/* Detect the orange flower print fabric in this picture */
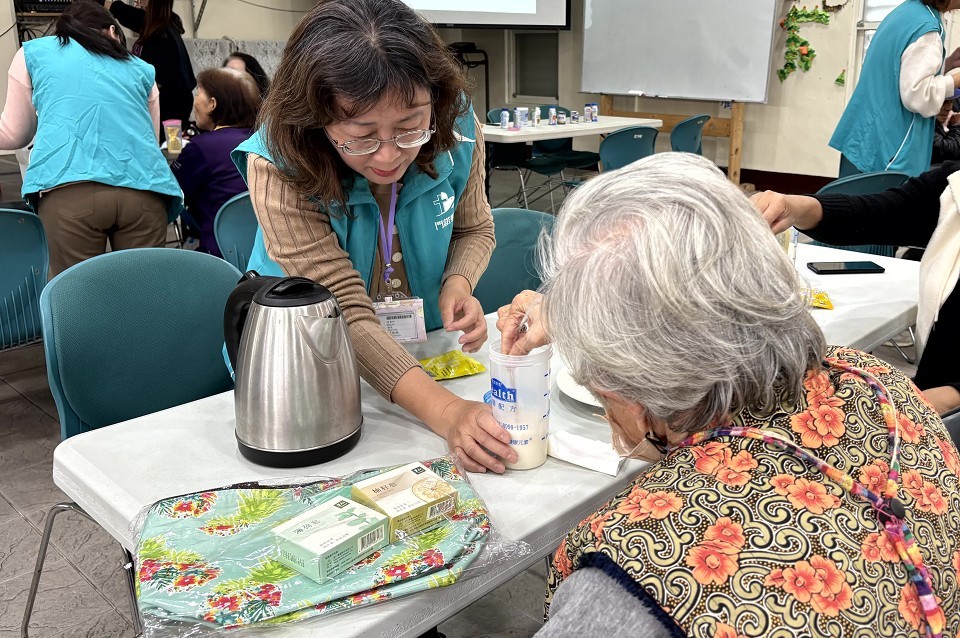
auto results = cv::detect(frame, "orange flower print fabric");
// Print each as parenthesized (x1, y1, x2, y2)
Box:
(546, 347, 960, 637)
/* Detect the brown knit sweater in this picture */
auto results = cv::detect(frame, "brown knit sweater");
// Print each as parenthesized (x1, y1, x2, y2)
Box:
(245, 124, 495, 400)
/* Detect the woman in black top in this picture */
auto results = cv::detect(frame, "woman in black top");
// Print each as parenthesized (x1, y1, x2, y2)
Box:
(100, 0, 196, 123)
(753, 162, 960, 414)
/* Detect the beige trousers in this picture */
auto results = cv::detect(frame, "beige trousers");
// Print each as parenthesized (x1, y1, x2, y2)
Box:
(37, 182, 168, 277)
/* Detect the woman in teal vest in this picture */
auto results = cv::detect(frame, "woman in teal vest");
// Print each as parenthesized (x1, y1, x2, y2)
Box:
(830, 0, 960, 177)
(232, 0, 516, 474)
(0, 0, 183, 276)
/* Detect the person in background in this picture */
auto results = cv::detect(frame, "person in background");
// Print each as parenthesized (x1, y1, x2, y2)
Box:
(171, 67, 260, 257)
(498, 154, 960, 637)
(830, 0, 960, 177)
(224, 51, 270, 99)
(933, 91, 960, 163)
(0, 0, 182, 277)
(232, 0, 511, 474)
(100, 0, 197, 124)
(752, 163, 960, 415)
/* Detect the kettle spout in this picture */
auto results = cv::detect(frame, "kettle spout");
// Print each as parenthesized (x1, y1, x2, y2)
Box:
(296, 315, 344, 364)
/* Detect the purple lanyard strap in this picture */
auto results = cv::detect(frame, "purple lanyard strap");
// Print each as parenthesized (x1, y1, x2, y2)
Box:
(376, 183, 399, 287)
(668, 360, 944, 638)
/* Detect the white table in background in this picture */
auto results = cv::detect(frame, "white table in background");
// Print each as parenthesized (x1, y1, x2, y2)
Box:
(797, 244, 919, 352)
(52, 248, 919, 636)
(481, 115, 662, 143)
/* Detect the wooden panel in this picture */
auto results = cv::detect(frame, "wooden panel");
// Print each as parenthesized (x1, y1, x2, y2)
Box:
(727, 101, 745, 185)
(605, 110, 731, 137)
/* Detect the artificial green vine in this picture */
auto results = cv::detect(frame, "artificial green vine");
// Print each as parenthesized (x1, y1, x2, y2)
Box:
(777, 5, 831, 81)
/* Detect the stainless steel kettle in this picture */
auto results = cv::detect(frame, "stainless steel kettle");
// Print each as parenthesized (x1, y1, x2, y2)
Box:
(224, 272, 362, 467)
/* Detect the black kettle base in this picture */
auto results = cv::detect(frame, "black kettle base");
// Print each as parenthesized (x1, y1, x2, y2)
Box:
(237, 427, 362, 468)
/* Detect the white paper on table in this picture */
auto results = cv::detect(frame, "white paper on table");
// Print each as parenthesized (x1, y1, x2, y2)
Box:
(548, 430, 624, 476)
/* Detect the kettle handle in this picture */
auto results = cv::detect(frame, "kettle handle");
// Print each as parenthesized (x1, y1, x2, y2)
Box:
(224, 270, 262, 370)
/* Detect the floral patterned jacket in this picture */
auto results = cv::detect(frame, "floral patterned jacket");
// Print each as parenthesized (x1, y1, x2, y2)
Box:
(547, 347, 960, 638)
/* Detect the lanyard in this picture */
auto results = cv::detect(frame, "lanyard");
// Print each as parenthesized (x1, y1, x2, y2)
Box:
(376, 183, 399, 286)
(668, 360, 943, 638)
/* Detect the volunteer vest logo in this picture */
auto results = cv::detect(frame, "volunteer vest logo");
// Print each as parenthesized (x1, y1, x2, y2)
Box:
(433, 192, 455, 230)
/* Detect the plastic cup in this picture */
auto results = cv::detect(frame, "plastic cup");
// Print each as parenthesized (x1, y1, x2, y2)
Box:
(488, 340, 552, 470)
(163, 119, 183, 155)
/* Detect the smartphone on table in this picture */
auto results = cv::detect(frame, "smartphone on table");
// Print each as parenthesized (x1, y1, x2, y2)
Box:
(806, 261, 885, 275)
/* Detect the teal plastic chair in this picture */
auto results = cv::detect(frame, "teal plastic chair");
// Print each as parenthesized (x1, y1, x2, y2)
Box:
(27, 248, 241, 635)
(474, 208, 555, 313)
(599, 126, 659, 171)
(813, 171, 911, 258)
(670, 114, 711, 154)
(214, 192, 258, 272)
(0, 209, 48, 351)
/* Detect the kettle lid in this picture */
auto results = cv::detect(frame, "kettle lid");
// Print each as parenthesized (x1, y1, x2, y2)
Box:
(253, 277, 333, 308)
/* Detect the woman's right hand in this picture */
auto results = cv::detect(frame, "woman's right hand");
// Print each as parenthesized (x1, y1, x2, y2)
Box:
(496, 290, 548, 355)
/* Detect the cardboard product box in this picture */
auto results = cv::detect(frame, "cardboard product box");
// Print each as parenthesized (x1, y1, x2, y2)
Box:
(272, 496, 388, 583)
(350, 462, 458, 542)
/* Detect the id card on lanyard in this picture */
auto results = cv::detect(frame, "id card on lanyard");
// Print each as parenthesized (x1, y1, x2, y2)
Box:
(371, 183, 427, 343)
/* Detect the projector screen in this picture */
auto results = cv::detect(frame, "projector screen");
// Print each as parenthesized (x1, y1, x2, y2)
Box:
(402, 0, 570, 29)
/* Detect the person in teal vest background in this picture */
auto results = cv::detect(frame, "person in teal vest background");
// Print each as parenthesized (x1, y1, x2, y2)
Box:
(830, 0, 960, 177)
(232, 0, 518, 474)
(0, 0, 183, 276)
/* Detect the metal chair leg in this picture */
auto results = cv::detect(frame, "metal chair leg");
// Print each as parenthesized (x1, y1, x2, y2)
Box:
(518, 170, 529, 209)
(21, 502, 91, 638)
(886, 325, 917, 364)
(121, 547, 144, 635)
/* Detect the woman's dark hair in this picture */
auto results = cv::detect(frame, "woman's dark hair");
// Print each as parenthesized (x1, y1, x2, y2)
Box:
(260, 0, 469, 210)
(55, 0, 130, 60)
(922, 0, 951, 10)
(224, 52, 270, 99)
(140, 0, 184, 42)
(197, 67, 262, 129)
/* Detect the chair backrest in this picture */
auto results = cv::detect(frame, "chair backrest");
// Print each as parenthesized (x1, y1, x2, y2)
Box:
(670, 114, 711, 154)
(815, 171, 911, 196)
(214, 192, 258, 272)
(0, 209, 48, 351)
(487, 108, 504, 124)
(473, 208, 555, 313)
(40, 248, 240, 440)
(599, 126, 659, 172)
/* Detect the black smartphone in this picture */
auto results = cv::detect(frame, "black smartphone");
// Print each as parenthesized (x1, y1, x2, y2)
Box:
(806, 261, 885, 275)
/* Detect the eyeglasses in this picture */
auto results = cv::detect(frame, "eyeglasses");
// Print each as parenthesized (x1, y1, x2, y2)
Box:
(327, 128, 436, 156)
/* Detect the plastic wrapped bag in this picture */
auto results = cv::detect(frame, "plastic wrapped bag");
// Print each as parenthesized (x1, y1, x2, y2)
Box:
(132, 455, 528, 635)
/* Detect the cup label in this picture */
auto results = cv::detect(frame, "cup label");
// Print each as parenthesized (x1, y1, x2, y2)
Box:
(491, 378, 517, 403)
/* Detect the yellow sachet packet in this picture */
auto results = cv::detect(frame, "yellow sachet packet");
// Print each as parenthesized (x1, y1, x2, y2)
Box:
(809, 289, 833, 310)
(420, 350, 486, 380)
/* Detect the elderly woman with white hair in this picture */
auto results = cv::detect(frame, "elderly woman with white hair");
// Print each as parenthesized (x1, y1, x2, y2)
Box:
(499, 154, 960, 637)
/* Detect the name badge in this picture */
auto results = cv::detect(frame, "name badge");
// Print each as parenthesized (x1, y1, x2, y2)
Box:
(372, 297, 427, 343)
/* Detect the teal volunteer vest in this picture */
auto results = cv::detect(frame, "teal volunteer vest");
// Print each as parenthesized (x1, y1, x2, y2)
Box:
(231, 109, 478, 332)
(22, 37, 184, 220)
(829, 0, 943, 176)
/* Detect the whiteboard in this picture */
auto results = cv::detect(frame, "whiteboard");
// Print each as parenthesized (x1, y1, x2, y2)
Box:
(581, 0, 779, 103)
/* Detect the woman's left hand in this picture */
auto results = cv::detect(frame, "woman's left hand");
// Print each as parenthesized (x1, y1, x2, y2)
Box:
(439, 275, 487, 353)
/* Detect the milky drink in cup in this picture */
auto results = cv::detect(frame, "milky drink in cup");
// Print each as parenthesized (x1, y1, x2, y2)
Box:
(489, 341, 552, 470)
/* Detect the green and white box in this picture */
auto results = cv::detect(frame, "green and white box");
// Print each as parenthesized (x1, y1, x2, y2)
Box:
(272, 496, 388, 583)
